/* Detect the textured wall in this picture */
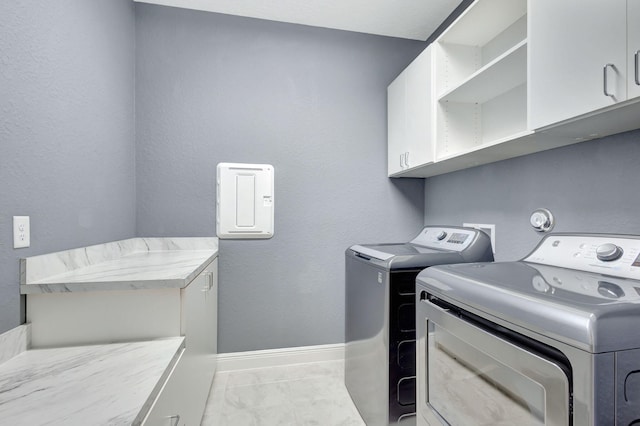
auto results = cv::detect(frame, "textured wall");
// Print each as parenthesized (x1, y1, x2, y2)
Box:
(424, 129, 640, 260)
(0, 0, 136, 333)
(135, 5, 426, 352)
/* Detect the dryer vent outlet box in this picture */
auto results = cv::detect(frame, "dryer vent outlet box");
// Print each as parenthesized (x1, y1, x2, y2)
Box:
(217, 163, 274, 239)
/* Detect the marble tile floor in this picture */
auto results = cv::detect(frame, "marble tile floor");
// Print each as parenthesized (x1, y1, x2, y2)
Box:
(201, 360, 366, 426)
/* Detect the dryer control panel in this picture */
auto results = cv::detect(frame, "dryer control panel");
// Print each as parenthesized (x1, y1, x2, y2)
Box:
(524, 234, 640, 280)
(410, 227, 480, 251)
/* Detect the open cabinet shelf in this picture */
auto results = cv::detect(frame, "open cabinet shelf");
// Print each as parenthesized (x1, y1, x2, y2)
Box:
(436, 83, 528, 160)
(387, 0, 533, 178)
(433, 0, 528, 162)
(438, 40, 527, 104)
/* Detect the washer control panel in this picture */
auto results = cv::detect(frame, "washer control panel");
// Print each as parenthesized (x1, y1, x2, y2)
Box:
(410, 227, 479, 251)
(524, 234, 640, 280)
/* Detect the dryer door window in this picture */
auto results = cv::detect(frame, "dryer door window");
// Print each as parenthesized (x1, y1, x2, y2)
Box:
(421, 296, 571, 426)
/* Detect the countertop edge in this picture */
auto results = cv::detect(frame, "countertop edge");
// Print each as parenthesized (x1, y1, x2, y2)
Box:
(21, 237, 218, 284)
(0, 337, 187, 425)
(20, 243, 218, 294)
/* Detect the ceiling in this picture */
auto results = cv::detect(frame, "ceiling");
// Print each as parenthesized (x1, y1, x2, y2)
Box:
(133, 0, 463, 41)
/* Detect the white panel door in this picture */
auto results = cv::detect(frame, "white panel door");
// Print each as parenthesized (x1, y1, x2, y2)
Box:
(629, 0, 640, 100)
(528, 0, 627, 130)
(405, 46, 434, 170)
(143, 262, 218, 426)
(387, 70, 407, 176)
(217, 163, 274, 239)
(181, 260, 218, 424)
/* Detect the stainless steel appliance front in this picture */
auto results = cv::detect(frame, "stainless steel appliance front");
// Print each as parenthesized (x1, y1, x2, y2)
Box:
(416, 233, 640, 426)
(345, 226, 494, 426)
(417, 293, 570, 425)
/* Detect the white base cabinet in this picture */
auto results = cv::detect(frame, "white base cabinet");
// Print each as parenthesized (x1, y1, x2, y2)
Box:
(26, 259, 219, 426)
(143, 260, 218, 426)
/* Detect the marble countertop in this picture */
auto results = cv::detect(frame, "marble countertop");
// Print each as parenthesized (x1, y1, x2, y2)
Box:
(20, 237, 218, 294)
(0, 337, 185, 426)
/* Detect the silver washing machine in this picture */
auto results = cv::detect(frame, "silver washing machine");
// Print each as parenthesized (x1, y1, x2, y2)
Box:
(416, 233, 640, 426)
(345, 226, 493, 426)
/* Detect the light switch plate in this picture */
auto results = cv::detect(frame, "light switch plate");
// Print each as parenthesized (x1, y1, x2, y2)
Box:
(13, 216, 30, 249)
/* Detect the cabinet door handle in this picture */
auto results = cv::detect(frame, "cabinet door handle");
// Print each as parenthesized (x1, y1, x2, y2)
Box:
(167, 414, 180, 426)
(405, 151, 410, 167)
(400, 152, 408, 168)
(635, 50, 640, 86)
(202, 271, 214, 292)
(603, 63, 616, 97)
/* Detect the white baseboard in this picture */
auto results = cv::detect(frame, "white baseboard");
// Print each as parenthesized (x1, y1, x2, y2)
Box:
(217, 343, 345, 372)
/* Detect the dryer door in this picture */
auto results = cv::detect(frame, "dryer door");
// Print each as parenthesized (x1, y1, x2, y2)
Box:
(417, 292, 571, 426)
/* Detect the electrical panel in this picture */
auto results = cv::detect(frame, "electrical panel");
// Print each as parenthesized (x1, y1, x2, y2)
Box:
(216, 163, 274, 239)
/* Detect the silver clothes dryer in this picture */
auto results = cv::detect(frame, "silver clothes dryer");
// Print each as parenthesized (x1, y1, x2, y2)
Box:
(416, 233, 640, 426)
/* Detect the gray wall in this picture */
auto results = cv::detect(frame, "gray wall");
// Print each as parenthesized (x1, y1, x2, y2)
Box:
(424, 129, 640, 261)
(0, 0, 137, 333)
(135, 5, 426, 352)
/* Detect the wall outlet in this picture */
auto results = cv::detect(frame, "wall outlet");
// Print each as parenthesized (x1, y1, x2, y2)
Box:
(13, 216, 30, 249)
(463, 223, 495, 254)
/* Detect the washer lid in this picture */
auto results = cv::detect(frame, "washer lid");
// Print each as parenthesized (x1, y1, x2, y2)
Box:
(349, 243, 466, 270)
(348, 225, 494, 270)
(417, 261, 640, 354)
(351, 243, 443, 259)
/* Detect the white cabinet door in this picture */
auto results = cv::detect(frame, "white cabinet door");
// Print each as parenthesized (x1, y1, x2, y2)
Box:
(405, 47, 434, 170)
(387, 46, 434, 176)
(142, 349, 188, 426)
(528, 0, 627, 130)
(143, 260, 218, 426)
(629, 0, 640, 100)
(387, 71, 407, 176)
(181, 259, 217, 424)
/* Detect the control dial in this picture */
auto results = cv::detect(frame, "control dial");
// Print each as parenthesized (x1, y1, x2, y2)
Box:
(597, 281, 625, 299)
(596, 243, 624, 261)
(436, 231, 447, 241)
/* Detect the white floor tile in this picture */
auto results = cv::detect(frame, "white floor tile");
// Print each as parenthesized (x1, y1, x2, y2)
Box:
(201, 360, 364, 426)
(225, 360, 344, 388)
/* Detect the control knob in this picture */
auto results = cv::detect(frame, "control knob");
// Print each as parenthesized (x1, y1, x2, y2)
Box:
(436, 231, 447, 241)
(596, 243, 623, 261)
(597, 281, 625, 299)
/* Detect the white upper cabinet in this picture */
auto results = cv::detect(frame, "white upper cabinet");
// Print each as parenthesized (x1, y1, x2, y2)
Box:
(629, 0, 640, 99)
(387, 46, 434, 176)
(434, 0, 528, 162)
(387, 71, 407, 176)
(388, 0, 640, 179)
(529, 0, 627, 130)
